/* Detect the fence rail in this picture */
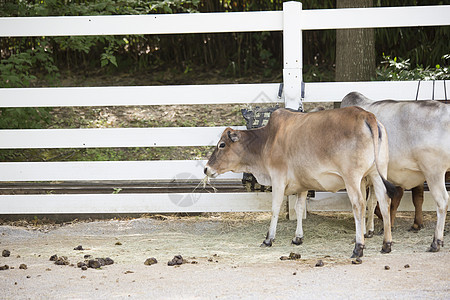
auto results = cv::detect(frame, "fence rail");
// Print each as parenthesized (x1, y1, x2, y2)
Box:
(0, 193, 272, 214)
(0, 2, 449, 215)
(1, 5, 449, 37)
(0, 160, 241, 181)
(0, 127, 246, 148)
(1, 81, 448, 109)
(0, 84, 281, 107)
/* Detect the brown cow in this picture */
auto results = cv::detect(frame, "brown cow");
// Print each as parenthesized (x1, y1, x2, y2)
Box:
(204, 107, 395, 258)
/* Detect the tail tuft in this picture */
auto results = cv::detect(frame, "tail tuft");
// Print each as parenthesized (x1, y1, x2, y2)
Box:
(382, 177, 398, 199)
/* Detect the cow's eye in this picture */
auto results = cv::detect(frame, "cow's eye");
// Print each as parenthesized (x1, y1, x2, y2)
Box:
(219, 142, 226, 148)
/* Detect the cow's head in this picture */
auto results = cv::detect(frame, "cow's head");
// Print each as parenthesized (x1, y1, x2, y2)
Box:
(204, 128, 245, 178)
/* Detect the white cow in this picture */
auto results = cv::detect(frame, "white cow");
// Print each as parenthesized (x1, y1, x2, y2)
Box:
(341, 92, 450, 252)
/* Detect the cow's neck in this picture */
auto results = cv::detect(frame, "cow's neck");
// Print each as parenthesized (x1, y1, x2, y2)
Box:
(240, 127, 272, 186)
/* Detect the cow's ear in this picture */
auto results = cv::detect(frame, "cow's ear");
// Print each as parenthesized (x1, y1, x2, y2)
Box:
(227, 130, 240, 142)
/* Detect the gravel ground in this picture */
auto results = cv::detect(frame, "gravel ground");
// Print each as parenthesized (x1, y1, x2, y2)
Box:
(0, 212, 449, 299)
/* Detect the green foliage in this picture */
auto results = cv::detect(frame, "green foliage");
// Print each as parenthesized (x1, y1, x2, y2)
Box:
(303, 65, 334, 82)
(0, 0, 204, 74)
(254, 32, 278, 77)
(1, 0, 447, 79)
(0, 39, 59, 87)
(0, 0, 448, 90)
(0, 107, 52, 129)
(0, 0, 200, 17)
(101, 49, 118, 68)
(0, 51, 36, 88)
(376, 54, 450, 81)
(0, 39, 58, 129)
(54, 36, 94, 54)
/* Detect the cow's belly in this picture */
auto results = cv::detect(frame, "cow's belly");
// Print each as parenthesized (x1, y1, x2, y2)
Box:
(288, 171, 345, 194)
(388, 167, 425, 190)
(314, 172, 346, 192)
(387, 149, 450, 189)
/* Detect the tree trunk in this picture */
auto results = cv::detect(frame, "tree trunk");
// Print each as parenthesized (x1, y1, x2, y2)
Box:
(335, 0, 375, 83)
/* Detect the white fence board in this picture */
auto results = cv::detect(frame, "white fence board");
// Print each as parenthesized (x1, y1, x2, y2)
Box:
(0, 160, 242, 181)
(307, 192, 352, 211)
(1, 6, 448, 37)
(0, 126, 245, 149)
(304, 80, 450, 102)
(301, 5, 450, 30)
(1, 80, 448, 108)
(306, 191, 443, 212)
(0, 192, 272, 214)
(288, 191, 447, 220)
(0, 11, 283, 37)
(0, 84, 280, 107)
(396, 191, 438, 212)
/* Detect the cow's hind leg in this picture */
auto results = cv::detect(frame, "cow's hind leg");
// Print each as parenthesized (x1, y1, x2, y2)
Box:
(370, 174, 393, 254)
(345, 180, 366, 258)
(365, 186, 376, 238)
(292, 191, 308, 245)
(425, 172, 448, 252)
(410, 185, 425, 231)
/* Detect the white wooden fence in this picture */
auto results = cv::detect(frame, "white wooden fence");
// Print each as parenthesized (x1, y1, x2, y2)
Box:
(0, 2, 449, 215)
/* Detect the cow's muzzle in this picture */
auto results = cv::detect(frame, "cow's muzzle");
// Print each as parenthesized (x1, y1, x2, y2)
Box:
(204, 165, 218, 178)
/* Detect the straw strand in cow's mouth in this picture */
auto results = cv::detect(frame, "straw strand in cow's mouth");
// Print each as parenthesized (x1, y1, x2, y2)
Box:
(192, 175, 218, 193)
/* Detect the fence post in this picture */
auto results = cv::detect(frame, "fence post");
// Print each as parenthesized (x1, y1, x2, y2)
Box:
(283, 2, 305, 220)
(283, 1, 303, 111)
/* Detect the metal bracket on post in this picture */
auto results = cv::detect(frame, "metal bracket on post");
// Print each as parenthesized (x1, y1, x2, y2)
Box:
(283, 1, 303, 111)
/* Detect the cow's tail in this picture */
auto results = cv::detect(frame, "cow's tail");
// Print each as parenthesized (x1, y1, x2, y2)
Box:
(365, 115, 397, 199)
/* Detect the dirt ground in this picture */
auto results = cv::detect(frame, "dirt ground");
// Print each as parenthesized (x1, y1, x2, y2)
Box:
(0, 211, 449, 299)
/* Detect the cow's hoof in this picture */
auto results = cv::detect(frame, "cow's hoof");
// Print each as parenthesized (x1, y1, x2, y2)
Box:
(364, 231, 374, 238)
(351, 243, 365, 258)
(408, 223, 424, 232)
(381, 241, 392, 254)
(291, 237, 303, 245)
(428, 238, 443, 252)
(260, 239, 273, 247)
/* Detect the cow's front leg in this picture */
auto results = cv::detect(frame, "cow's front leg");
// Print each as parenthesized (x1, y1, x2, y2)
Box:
(292, 191, 307, 245)
(388, 186, 402, 229)
(261, 182, 285, 247)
